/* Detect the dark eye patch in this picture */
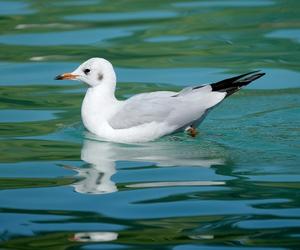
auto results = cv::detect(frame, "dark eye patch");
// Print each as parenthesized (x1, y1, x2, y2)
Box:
(83, 69, 90, 75)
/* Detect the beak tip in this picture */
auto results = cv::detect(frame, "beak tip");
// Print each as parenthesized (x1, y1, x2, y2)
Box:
(54, 73, 78, 80)
(55, 75, 63, 80)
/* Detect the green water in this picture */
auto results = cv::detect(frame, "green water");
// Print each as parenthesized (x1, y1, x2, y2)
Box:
(0, 0, 300, 249)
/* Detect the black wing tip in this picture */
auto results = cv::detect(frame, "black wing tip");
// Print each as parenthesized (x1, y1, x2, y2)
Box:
(232, 70, 265, 81)
(241, 71, 266, 82)
(211, 70, 266, 95)
(256, 72, 266, 77)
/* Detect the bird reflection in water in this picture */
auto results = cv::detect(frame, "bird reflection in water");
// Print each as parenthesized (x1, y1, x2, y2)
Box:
(66, 135, 227, 195)
(71, 232, 118, 242)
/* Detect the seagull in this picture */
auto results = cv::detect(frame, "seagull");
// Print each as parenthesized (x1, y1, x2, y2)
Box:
(55, 58, 265, 143)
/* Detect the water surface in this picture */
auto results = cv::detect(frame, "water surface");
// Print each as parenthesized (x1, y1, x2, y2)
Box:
(0, 0, 300, 249)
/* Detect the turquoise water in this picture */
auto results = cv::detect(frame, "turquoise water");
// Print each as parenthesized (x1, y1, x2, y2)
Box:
(0, 0, 300, 249)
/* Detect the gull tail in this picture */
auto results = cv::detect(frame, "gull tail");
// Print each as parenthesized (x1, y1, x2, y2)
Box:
(211, 71, 265, 97)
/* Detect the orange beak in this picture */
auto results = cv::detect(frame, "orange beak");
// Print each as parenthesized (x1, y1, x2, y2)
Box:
(55, 73, 79, 80)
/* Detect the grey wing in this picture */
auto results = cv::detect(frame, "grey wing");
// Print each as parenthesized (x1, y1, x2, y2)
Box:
(108, 91, 177, 129)
(108, 86, 226, 130)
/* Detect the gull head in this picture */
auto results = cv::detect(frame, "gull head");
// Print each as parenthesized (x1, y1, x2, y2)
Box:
(55, 58, 116, 87)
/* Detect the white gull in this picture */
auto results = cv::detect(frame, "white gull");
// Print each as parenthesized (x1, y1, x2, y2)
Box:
(55, 58, 264, 143)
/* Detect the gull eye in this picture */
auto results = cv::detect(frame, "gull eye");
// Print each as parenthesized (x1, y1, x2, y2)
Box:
(83, 69, 90, 75)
